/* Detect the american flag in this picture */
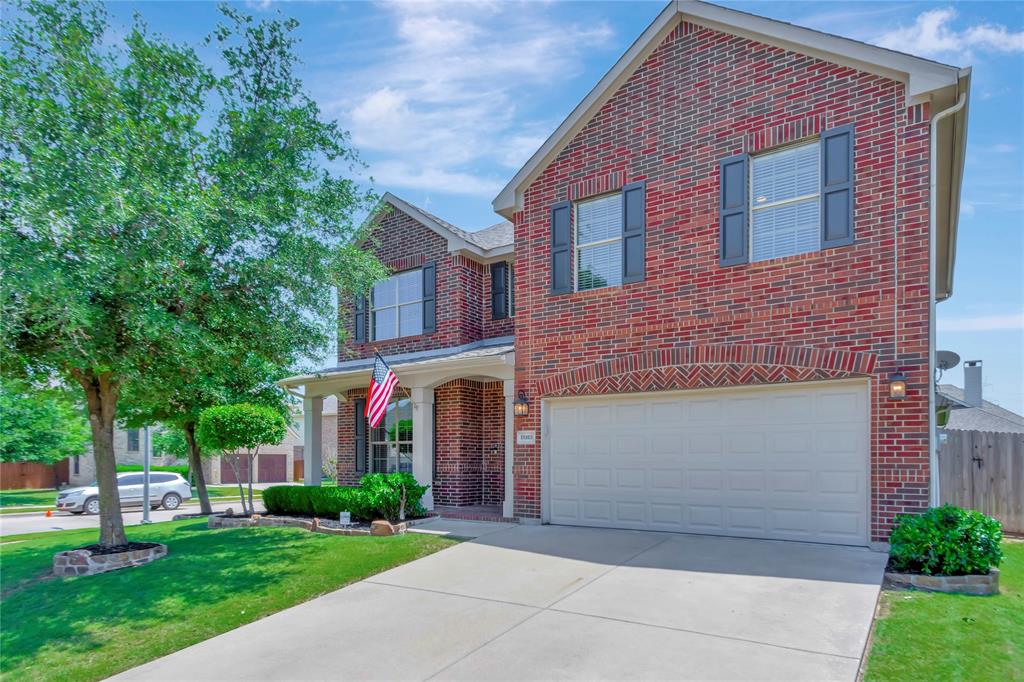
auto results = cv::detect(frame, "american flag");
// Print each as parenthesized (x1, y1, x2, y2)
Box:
(365, 353, 399, 428)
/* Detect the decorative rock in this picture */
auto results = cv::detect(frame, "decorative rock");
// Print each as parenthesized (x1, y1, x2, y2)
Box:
(371, 520, 396, 536)
(885, 569, 999, 595)
(53, 543, 167, 577)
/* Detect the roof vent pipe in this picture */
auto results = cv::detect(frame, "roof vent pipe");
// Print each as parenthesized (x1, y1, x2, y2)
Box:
(964, 360, 983, 407)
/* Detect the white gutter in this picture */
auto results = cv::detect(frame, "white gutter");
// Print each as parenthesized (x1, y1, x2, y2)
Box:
(928, 91, 967, 507)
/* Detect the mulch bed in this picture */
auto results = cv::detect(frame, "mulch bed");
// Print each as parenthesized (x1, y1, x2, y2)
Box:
(77, 542, 162, 556)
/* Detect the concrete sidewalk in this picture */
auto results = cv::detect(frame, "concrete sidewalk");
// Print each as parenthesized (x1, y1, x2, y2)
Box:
(114, 524, 887, 681)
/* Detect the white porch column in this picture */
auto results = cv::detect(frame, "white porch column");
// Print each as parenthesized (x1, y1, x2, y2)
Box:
(411, 386, 435, 510)
(303, 396, 323, 486)
(503, 379, 515, 518)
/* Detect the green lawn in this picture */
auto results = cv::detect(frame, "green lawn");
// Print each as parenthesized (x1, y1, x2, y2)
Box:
(0, 519, 456, 681)
(0, 489, 57, 508)
(865, 541, 1024, 681)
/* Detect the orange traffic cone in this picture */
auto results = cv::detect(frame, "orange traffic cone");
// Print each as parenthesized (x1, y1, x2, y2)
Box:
(46, 509, 52, 517)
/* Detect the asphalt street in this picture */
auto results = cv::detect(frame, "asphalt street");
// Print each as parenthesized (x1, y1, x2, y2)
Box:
(0, 500, 263, 536)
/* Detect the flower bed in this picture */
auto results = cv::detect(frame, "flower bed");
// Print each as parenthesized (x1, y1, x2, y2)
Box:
(53, 542, 167, 577)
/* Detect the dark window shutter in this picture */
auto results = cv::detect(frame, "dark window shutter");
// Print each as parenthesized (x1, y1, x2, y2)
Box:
(353, 295, 367, 343)
(422, 262, 436, 333)
(821, 124, 855, 248)
(510, 265, 515, 317)
(550, 201, 571, 294)
(353, 398, 367, 473)
(621, 181, 646, 283)
(491, 261, 508, 319)
(719, 154, 749, 266)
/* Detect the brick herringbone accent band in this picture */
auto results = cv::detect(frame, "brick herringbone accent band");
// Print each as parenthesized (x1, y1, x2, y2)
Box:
(537, 345, 877, 397)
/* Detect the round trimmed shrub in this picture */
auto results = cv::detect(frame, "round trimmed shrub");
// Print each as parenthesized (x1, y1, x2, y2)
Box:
(889, 505, 1003, 576)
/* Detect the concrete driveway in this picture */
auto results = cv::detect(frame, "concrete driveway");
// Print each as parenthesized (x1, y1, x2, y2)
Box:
(115, 523, 887, 681)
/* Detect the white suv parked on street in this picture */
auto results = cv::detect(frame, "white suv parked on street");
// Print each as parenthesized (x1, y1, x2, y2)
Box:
(56, 472, 192, 515)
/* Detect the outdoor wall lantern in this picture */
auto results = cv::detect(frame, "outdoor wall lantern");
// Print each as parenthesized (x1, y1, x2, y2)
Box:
(888, 371, 908, 400)
(513, 391, 530, 417)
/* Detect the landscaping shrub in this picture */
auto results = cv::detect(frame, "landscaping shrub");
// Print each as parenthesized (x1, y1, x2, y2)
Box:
(117, 463, 190, 479)
(262, 473, 429, 522)
(889, 505, 1003, 576)
(262, 485, 367, 518)
(359, 473, 428, 521)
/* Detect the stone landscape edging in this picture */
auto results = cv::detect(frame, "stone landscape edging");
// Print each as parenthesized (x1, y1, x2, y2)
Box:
(884, 568, 1000, 595)
(53, 543, 168, 577)
(207, 512, 418, 536)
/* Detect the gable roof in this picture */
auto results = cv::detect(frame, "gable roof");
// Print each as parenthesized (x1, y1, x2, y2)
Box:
(937, 384, 1024, 434)
(491, 0, 969, 299)
(375, 192, 512, 260)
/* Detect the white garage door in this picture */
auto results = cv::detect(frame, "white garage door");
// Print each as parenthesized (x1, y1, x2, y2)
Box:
(546, 381, 869, 545)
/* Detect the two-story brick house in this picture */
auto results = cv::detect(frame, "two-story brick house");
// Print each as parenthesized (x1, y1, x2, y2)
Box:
(281, 0, 969, 545)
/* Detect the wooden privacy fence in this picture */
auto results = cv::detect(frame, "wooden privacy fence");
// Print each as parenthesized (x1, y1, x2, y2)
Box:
(938, 430, 1024, 534)
(0, 460, 70, 490)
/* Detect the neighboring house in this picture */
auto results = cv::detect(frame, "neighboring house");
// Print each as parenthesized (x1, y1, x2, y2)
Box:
(938, 361, 1024, 435)
(281, 0, 970, 546)
(67, 427, 178, 486)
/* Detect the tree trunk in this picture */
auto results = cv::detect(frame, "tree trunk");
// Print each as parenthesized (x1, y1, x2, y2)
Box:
(226, 453, 248, 515)
(247, 447, 258, 515)
(183, 422, 212, 514)
(77, 370, 128, 547)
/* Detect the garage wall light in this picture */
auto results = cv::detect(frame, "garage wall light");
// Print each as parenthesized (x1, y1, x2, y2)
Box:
(513, 391, 530, 417)
(888, 371, 908, 400)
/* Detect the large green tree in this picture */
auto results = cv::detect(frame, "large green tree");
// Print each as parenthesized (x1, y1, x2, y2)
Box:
(1, 1, 383, 546)
(0, 379, 90, 466)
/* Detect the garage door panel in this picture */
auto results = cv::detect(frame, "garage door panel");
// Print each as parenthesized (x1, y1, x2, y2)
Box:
(546, 382, 869, 545)
(582, 468, 611, 488)
(767, 393, 814, 421)
(552, 468, 578, 487)
(616, 469, 645, 488)
(816, 390, 867, 420)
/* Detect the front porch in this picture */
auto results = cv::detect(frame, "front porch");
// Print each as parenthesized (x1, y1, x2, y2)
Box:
(279, 338, 516, 518)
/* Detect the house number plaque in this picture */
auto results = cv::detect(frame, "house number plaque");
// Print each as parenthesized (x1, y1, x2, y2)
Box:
(516, 430, 536, 445)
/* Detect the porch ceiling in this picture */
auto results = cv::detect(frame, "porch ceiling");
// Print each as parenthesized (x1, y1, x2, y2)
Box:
(279, 339, 515, 399)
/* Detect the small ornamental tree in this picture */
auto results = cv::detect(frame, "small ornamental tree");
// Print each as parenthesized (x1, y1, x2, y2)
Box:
(195, 403, 287, 515)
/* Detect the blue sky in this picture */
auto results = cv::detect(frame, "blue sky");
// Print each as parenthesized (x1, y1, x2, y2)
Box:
(105, 1, 1023, 412)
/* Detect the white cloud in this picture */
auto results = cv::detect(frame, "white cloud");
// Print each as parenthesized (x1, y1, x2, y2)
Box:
(875, 8, 1024, 62)
(369, 161, 505, 196)
(324, 1, 614, 198)
(939, 311, 1024, 332)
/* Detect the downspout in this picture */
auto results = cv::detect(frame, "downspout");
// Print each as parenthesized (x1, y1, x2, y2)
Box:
(928, 91, 967, 507)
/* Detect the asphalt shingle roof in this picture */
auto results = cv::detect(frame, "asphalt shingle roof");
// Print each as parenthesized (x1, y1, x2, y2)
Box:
(937, 384, 1024, 434)
(414, 204, 513, 250)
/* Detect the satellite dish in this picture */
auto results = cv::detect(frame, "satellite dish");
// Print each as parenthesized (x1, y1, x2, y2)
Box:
(937, 350, 961, 371)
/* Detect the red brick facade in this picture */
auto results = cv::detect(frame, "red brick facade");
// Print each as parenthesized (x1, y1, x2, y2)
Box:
(511, 22, 931, 541)
(339, 208, 512, 361)
(335, 207, 512, 505)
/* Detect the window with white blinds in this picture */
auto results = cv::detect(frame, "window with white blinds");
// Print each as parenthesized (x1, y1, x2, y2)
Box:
(575, 193, 623, 291)
(751, 141, 820, 262)
(372, 269, 422, 340)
